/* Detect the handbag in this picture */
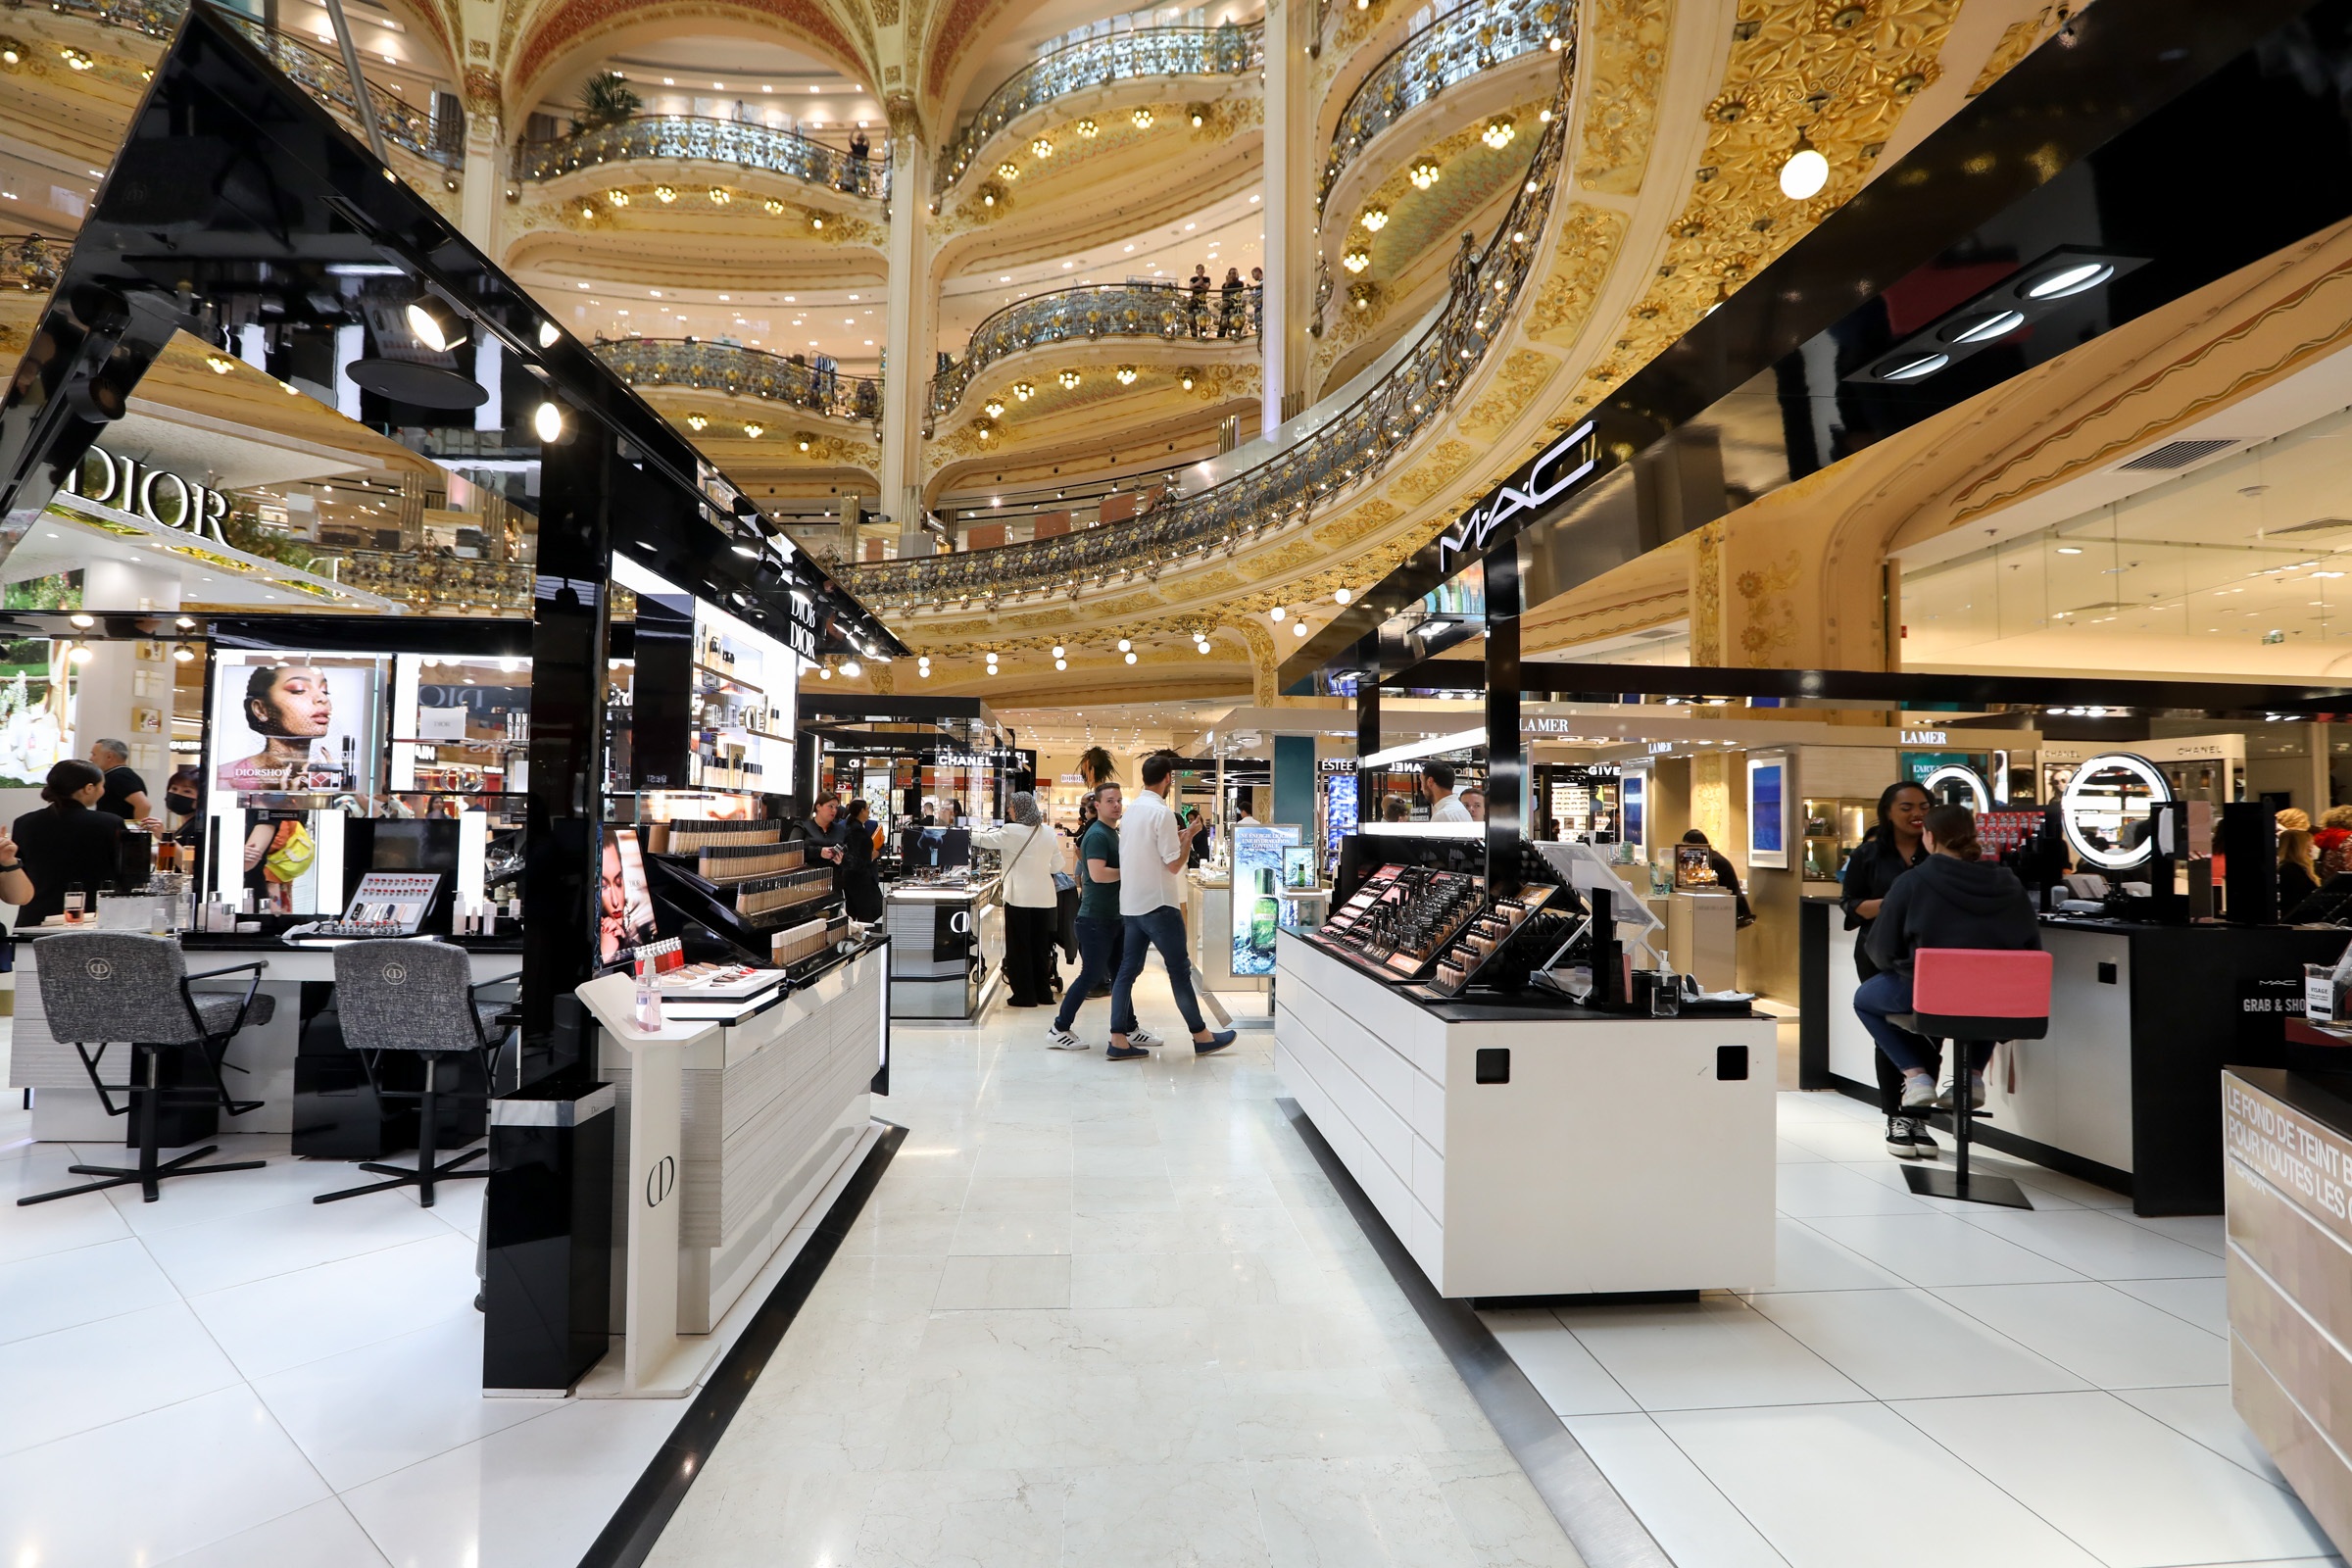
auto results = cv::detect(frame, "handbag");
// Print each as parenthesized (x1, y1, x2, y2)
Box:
(992, 822, 1049, 907)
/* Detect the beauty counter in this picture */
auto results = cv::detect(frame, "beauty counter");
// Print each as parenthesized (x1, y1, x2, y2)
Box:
(882, 874, 1002, 1019)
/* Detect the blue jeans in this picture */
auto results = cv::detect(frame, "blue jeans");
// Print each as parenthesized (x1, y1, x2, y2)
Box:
(1854, 970, 1995, 1077)
(1053, 914, 1120, 1033)
(1110, 905, 1206, 1038)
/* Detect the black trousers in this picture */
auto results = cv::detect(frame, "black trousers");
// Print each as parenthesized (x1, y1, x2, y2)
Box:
(1004, 904, 1060, 1006)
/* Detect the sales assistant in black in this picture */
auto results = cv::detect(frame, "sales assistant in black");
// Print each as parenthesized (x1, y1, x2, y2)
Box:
(1840, 781, 1932, 1154)
(1854, 803, 2042, 1115)
(5, 760, 123, 926)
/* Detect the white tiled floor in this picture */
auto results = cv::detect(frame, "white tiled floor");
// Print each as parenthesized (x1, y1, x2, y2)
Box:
(1490, 1090, 2346, 1568)
(0, 1027, 869, 1567)
(644, 973, 1585, 1568)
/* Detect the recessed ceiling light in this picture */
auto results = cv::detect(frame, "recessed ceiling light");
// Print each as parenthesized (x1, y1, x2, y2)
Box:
(2023, 261, 2114, 300)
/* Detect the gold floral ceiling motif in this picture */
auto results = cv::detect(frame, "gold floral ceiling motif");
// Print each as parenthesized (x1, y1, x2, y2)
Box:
(1575, 0, 1671, 194)
(1525, 202, 1629, 345)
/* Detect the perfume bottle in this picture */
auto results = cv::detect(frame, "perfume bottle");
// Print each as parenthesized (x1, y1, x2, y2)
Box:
(1250, 867, 1280, 952)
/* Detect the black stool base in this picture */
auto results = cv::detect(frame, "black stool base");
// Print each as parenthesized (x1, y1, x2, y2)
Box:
(17, 1146, 268, 1206)
(314, 1146, 488, 1207)
(1903, 1163, 2033, 1208)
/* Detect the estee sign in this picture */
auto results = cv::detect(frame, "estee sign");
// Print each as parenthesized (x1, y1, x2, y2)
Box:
(1435, 419, 1597, 573)
(63, 447, 231, 542)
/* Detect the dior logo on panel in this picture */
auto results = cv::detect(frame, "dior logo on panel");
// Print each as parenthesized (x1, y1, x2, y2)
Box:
(62, 448, 232, 542)
(645, 1154, 677, 1208)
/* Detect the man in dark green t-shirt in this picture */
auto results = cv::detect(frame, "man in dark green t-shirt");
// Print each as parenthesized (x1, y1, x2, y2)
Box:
(1049, 781, 1123, 1049)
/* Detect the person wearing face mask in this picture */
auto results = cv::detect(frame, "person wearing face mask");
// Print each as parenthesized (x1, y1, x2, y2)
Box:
(163, 766, 202, 847)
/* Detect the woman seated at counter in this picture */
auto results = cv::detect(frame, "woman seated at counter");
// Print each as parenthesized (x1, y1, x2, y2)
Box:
(1843, 782, 1933, 1156)
(2278, 808, 2322, 914)
(1852, 804, 2041, 1112)
(4, 760, 121, 925)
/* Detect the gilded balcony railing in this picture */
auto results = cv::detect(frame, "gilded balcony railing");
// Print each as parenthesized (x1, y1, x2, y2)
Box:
(0, 235, 65, 293)
(593, 337, 884, 424)
(935, 21, 1265, 194)
(928, 282, 1260, 423)
(1319, 0, 1566, 211)
(42, 0, 462, 167)
(514, 117, 888, 200)
(844, 54, 1570, 608)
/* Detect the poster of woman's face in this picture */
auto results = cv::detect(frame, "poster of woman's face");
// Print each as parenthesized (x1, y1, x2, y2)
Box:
(211, 657, 378, 795)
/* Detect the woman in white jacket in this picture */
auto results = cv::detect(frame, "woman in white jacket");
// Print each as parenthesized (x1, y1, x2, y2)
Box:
(972, 791, 1064, 1006)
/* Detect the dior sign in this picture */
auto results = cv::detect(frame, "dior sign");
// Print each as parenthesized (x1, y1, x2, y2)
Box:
(62, 448, 231, 542)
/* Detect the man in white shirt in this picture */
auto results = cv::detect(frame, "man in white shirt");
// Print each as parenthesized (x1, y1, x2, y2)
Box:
(1108, 752, 1237, 1061)
(1425, 760, 1472, 823)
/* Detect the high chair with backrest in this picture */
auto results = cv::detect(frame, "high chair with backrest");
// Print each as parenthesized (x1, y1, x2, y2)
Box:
(1889, 946, 2053, 1209)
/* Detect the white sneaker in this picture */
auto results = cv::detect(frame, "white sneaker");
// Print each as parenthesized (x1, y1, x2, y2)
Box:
(1046, 1026, 1088, 1051)
(1125, 1027, 1161, 1049)
(1900, 1074, 1939, 1110)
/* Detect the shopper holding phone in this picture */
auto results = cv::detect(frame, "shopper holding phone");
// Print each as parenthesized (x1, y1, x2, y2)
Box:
(1107, 752, 1236, 1060)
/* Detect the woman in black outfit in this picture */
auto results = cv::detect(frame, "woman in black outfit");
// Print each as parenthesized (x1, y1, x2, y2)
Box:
(9, 760, 123, 926)
(1839, 781, 1936, 1157)
(837, 799, 886, 922)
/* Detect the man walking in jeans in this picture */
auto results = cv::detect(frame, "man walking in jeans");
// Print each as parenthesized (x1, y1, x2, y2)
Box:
(1108, 753, 1236, 1061)
(1046, 780, 1125, 1051)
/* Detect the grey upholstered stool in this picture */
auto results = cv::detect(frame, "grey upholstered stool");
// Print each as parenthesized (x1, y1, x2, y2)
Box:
(19, 932, 274, 1205)
(314, 939, 510, 1208)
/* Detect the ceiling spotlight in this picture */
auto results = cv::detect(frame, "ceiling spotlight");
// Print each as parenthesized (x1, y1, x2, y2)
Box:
(743, 421, 764, 438)
(796, 432, 812, 452)
(1360, 206, 1389, 232)
(764, 197, 784, 215)
(840, 659, 862, 678)
(1011, 381, 1036, 401)
(1342, 248, 1371, 273)
(1481, 117, 1516, 150)
(1115, 366, 1138, 385)
(1077, 118, 1099, 137)
(1123, 651, 1138, 664)
(1945, 310, 2027, 345)
(1031, 136, 1054, 158)
(1058, 368, 1081, 389)
(1117, 637, 1132, 652)
(2056, 546, 2084, 556)
(981, 186, 1000, 207)
(1055, 658, 1067, 670)
(1197, 640, 1210, 653)
(66, 643, 91, 664)
(607, 188, 629, 207)
(1180, 370, 1197, 390)
(1334, 587, 1352, 604)
(1408, 159, 1441, 190)
(1269, 607, 1287, 621)
(709, 186, 731, 204)
(1052, 644, 1065, 658)
(579, 202, 598, 220)
(1877, 351, 1949, 381)
(537, 319, 561, 348)
(69, 612, 94, 629)
(654, 184, 676, 203)
(2023, 261, 2115, 300)
(1293, 621, 1309, 637)
(532, 400, 565, 442)
(810, 216, 825, 230)
(405, 296, 466, 353)
(1133, 107, 1154, 129)
(1189, 105, 1206, 127)
(686, 412, 710, 431)
(984, 398, 1005, 417)
(997, 161, 1020, 179)
(172, 644, 195, 663)
(1779, 130, 1829, 200)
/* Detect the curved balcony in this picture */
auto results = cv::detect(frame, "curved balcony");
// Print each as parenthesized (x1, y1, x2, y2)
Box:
(936, 22, 1265, 195)
(514, 117, 887, 201)
(42, 0, 461, 168)
(593, 337, 884, 425)
(845, 67, 1568, 609)
(1, 234, 64, 293)
(1319, 0, 1565, 213)
(929, 282, 1261, 424)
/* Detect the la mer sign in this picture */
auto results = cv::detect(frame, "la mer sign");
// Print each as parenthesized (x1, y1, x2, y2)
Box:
(63, 448, 231, 542)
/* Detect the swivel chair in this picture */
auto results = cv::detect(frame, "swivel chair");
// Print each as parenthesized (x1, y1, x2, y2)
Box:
(1890, 947, 2054, 1208)
(314, 940, 511, 1208)
(18, 932, 273, 1205)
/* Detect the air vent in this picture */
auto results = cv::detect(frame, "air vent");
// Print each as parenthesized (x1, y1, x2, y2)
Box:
(2117, 439, 2236, 471)
(2272, 517, 2352, 536)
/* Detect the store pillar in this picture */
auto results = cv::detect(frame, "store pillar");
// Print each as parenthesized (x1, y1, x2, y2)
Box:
(878, 132, 933, 551)
(74, 561, 180, 788)
(1485, 543, 1522, 875)
(1261, 0, 1313, 433)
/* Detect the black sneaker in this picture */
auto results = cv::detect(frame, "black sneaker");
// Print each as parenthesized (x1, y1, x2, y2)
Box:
(1886, 1116, 1925, 1158)
(1903, 1117, 1939, 1157)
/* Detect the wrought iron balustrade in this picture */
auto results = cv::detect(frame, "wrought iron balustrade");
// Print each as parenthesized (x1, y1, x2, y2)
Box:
(1319, 0, 1565, 211)
(514, 116, 887, 200)
(0, 235, 65, 293)
(936, 22, 1264, 194)
(844, 54, 1570, 606)
(928, 282, 1260, 422)
(593, 337, 884, 424)
(42, 0, 460, 167)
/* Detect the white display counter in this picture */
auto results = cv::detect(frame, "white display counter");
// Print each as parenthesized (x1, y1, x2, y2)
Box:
(883, 875, 1002, 1018)
(1276, 930, 1777, 1298)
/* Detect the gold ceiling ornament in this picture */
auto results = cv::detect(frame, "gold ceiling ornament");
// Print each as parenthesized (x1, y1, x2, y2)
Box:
(742, 421, 764, 438)
(978, 182, 1005, 208)
(1010, 380, 1035, 401)
(708, 186, 732, 205)
(763, 197, 785, 215)
(1359, 206, 1389, 231)
(1576, 0, 1670, 195)
(1132, 106, 1155, 129)
(606, 188, 629, 207)
(1341, 246, 1371, 273)
(795, 431, 814, 452)
(1076, 117, 1099, 137)
(1186, 103, 1208, 127)
(1031, 136, 1054, 158)
(654, 184, 676, 203)
(1347, 280, 1377, 312)
(686, 413, 709, 431)
(996, 160, 1019, 179)
(1481, 117, 1516, 150)
(983, 396, 1005, 416)
(1058, 368, 1081, 388)
(1114, 365, 1138, 384)
(1408, 158, 1442, 190)
(0, 38, 23, 68)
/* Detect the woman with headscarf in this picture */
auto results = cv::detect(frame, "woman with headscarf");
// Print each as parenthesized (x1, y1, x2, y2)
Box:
(972, 790, 1064, 1006)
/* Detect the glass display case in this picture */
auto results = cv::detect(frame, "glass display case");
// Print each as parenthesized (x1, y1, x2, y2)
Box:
(1802, 796, 1878, 884)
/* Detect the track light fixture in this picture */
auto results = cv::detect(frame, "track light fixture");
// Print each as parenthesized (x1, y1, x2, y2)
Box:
(405, 295, 465, 353)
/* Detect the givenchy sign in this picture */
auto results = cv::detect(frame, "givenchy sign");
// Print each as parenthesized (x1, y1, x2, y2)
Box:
(1435, 420, 1597, 573)
(64, 447, 231, 542)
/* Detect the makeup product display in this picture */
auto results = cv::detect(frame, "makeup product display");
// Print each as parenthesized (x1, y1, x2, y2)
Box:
(1422, 884, 1562, 998)
(1310, 863, 1486, 979)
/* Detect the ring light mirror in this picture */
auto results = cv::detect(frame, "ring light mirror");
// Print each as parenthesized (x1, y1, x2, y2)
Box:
(2059, 753, 2171, 870)
(1920, 763, 1990, 814)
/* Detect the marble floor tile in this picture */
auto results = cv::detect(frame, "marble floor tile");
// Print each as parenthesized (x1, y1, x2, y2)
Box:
(935, 1250, 1074, 1309)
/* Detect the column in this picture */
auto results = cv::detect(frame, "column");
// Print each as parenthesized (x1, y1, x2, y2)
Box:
(74, 562, 180, 789)
(879, 134, 934, 554)
(1483, 544, 1522, 876)
(1272, 733, 1313, 828)
(459, 108, 505, 256)
(1260, 0, 1314, 436)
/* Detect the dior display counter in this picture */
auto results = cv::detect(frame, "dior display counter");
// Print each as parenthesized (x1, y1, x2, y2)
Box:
(580, 934, 889, 1395)
(882, 874, 1002, 1019)
(1800, 905, 2346, 1213)
(1275, 929, 1776, 1298)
